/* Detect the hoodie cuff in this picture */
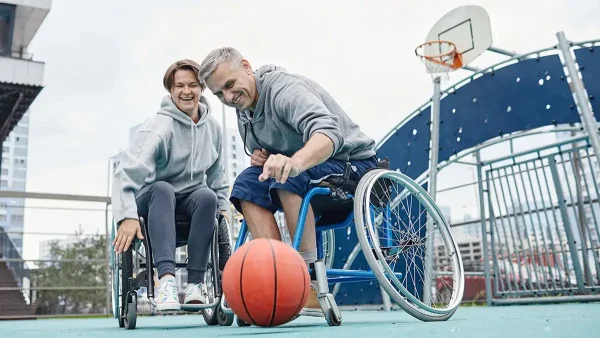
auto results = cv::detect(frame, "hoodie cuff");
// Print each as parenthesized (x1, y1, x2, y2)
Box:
(218, 199, 230, 212)
(114, 208, 140, 225)
(312, 129, 342, 155)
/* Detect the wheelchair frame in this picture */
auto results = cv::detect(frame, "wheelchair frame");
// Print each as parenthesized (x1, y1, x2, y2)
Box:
(111, 214, 235, 330)
(221, 163, 404, 327)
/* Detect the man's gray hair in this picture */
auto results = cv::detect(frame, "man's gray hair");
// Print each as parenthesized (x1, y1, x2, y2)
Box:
(198, 47, 245, 84)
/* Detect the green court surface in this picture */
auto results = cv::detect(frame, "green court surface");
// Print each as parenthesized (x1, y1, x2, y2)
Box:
(0, 303, 598, 338)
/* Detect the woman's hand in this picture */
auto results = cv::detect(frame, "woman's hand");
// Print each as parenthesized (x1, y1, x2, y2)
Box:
(113, 218, 145, 254)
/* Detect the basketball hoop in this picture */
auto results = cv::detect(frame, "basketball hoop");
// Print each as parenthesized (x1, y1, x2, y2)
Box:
(415, 41, 463, 81)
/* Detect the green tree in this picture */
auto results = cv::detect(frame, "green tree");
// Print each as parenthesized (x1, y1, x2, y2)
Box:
(31, 233, 107, 315)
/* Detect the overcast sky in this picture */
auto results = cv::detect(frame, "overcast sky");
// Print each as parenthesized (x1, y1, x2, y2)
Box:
(16, 0, 600, 258)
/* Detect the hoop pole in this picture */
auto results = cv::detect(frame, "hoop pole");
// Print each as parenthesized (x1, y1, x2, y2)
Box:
(556, 31, 600, 166)
(423, 76, 441, 306)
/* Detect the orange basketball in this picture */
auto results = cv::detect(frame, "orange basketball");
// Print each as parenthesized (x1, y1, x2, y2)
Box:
(222, 238, 310, 327)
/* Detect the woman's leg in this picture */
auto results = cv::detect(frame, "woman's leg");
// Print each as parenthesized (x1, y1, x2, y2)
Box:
(135, 181, 179, 310)
(177, 187, 217, 304)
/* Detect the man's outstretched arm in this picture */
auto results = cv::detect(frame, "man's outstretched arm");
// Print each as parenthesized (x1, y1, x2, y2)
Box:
(291, 132, 334, 172)
(259, 132, 334, 184)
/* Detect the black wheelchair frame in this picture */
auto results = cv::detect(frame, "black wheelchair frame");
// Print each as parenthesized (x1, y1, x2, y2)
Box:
(113, 213, 234, 330)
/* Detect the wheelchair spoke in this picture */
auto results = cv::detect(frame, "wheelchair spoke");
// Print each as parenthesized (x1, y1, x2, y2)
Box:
(354, 169, 464, 319)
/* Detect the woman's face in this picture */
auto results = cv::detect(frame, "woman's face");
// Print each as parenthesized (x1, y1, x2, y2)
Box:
(170, 69, 201, 116)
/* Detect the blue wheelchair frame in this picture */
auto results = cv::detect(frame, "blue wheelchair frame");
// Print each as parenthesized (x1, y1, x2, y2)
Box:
(234, 185, 401, 285)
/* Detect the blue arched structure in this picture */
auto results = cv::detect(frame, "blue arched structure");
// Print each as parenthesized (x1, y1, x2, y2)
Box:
(332, 38, 600, 307)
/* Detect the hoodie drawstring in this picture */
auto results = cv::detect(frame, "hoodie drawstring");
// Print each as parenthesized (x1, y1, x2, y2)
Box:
(190, 122, 194, 180)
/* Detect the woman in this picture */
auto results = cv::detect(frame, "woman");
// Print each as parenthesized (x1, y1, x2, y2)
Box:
(111, 59, 229, 311)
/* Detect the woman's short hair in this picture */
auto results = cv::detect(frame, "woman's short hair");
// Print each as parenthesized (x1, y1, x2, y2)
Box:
(163, 59, 205, 92)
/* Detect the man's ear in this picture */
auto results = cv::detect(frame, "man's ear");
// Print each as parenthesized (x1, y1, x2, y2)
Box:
(241, 59, 253, 75)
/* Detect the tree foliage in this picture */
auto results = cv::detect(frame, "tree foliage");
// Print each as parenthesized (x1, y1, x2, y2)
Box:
(31, 233, 107, 315)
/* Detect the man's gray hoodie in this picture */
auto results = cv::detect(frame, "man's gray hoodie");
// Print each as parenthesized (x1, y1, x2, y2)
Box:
(237, 65, 376, 161)
(111, 95, 229, 224)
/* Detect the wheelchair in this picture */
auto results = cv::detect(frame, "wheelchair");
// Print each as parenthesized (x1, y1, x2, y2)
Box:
(110, 213, 235, 330)
(221, 158, 465, 326)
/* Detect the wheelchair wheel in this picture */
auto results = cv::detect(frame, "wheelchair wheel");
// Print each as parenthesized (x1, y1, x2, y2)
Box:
(322, 229, 336, 269)
(120, 246, 137, 329)
(202, 216, 234, 326)
(236, 315, 252, 327)
(354, 169, 464, 322)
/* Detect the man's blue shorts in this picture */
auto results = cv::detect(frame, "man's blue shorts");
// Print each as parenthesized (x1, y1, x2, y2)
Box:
(229, 156, 378, 214)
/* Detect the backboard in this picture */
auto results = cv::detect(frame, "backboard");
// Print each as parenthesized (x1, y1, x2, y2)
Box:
(423, 5, 493, 73)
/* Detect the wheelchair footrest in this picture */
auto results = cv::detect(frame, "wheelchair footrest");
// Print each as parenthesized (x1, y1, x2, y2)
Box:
(299, 308, 325, 318)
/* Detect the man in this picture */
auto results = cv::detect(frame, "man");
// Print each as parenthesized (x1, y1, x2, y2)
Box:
(199, 47, 377, 307)
(112, 59, 229, 311)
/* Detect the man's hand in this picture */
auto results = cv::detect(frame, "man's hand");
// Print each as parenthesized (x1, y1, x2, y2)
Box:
(251, 148, 270, 167)
(113, 218, 144, 254)
(259, 154, 301, 184)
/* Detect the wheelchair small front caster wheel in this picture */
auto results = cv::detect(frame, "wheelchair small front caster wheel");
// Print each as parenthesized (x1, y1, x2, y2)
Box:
(236, 316, 252, 327)
(124, 293, 137, 330)
(325, 308, 342, 326)
(217, 305, 234, 326)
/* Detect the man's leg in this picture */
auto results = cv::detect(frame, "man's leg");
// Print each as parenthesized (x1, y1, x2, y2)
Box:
(230, 166, 281, 240)
(135, 181, 180, 311)
(239, 200, 281, 240)
(276, 189, 320, 309)
(276, 189, 317, 262)
(177, 187, 217, 304)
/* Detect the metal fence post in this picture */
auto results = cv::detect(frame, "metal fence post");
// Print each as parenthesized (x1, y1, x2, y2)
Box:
(476, 151, 492, 306)
(556, 31, 600, 165)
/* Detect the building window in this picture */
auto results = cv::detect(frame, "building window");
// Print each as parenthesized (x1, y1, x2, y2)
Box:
(13, 148, 26, 157)
(13, 169, 25, 179)
(1, 169, 7, 175)
(1, 180, 6, 187)
(0, 4, 15, 56)
(232, 154, 236, 159)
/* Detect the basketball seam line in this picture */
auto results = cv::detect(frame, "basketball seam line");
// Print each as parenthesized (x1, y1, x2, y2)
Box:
(268, 240, 278, 326)
(239, 241, 256, 325)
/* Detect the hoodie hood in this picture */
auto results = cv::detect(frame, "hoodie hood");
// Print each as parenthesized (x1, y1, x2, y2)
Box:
(158, 95, 211, 125)
(236, 64, 287, 125)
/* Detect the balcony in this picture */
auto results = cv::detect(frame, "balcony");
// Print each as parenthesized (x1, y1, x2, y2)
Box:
(0, 55, 44, 86)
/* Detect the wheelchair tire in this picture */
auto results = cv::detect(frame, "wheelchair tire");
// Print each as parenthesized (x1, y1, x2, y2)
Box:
(236, 315, 252, 327)
(353, 169, 464, 322)
(217, 215, 232, 271)
(202, 238, 220, 325)
(217, 305, 234, 326)
(119, 246, 135, 328)
(124, 292, 137, 330)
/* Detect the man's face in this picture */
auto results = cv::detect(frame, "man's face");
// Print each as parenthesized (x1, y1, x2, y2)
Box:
(170, 69, 201, 116)
(205, 60, 257, 111)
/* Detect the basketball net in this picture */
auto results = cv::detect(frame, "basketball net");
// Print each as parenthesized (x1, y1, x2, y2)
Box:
(415, 41, 463, 82)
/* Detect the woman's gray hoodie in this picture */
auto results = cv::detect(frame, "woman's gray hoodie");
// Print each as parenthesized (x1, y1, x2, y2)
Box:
(111, 95, 229, 224)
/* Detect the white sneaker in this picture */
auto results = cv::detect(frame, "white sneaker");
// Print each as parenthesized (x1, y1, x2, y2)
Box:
(184, 283, 208, 304)
(156, 278, 181, 311)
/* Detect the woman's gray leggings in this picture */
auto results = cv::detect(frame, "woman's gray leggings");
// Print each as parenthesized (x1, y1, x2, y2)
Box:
(135, 181, 216, 284)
